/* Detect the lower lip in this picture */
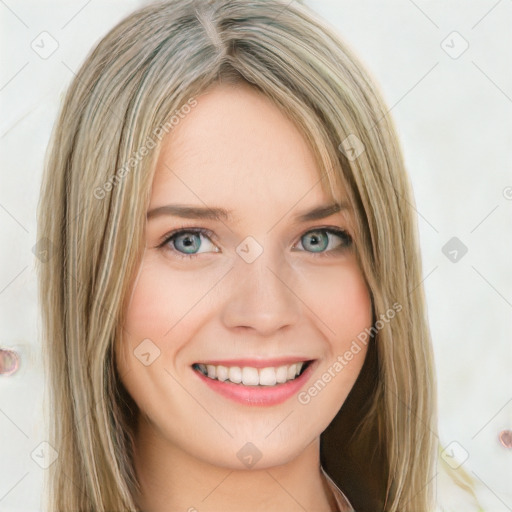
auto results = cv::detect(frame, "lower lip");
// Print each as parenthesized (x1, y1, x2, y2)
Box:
(192, 361, 317, 406)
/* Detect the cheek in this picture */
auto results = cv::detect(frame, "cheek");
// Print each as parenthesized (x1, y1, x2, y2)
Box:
(115, 260, 196, 417)
(310, 263, 373, 346)
(116, 260, 179, 383)
(116, 257, 217, 392)
(121, 257, 211, 342)
(295, 266, 372, 411)
(305, 261, 373, 404)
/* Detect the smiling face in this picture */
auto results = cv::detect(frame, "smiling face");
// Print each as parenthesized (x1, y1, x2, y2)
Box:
(115, 82, 373, 472)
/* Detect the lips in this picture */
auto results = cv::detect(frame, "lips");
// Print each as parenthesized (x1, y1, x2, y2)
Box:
(191, 358, 318, 406)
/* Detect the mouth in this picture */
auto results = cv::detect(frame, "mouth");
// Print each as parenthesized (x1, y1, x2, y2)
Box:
(191, 359, 317, 406)
(192, 360, 313, 387)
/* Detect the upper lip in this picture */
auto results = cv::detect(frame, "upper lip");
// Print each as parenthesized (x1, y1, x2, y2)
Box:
(193, 357, 314, 368)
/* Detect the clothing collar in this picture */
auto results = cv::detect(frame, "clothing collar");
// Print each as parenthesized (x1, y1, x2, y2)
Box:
(320, 466, 355, 511)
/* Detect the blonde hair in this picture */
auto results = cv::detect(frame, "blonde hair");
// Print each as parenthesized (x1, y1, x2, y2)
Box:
(37, 0, 440, 510)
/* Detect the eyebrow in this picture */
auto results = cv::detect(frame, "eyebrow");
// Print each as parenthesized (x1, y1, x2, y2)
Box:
(146, 201, 347, 223)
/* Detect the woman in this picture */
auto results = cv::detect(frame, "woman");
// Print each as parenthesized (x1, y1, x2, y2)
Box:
(37, 0, 446, 510)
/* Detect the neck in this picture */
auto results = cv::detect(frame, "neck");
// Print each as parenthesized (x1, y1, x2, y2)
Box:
(132, 413, 338, 512)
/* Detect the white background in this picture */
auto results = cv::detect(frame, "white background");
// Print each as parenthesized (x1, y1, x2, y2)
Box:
(0, 1, 511, 510)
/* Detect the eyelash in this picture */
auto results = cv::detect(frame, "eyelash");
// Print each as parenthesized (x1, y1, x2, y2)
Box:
(157, 226, 353, 260)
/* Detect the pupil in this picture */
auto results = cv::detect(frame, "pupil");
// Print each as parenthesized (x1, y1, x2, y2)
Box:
(304, 231, 327, 252)
(177, 233, 200, 253)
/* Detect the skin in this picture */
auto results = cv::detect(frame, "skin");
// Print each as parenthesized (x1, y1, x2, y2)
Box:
(116, 82, 373, 512)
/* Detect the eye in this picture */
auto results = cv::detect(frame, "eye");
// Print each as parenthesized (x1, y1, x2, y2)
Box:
(158, 228, 219, 260)
(294, 228, 352, 257)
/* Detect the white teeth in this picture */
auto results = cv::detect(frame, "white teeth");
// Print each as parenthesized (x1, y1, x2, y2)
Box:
(242, 367, 259, 386)
(259, 367, 277, 386)
(216, 365, 229, 382)
(275, 365, 288, 383)
(228, 366, 242, 383)
(207, 365, 216, 379)
(195, 361, 309, 386)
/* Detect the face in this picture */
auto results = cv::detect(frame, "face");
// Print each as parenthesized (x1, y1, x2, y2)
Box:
(116, 82, 373, 471)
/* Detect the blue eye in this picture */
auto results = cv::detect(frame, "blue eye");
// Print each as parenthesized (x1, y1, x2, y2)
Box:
(297, 228, 352, 254)
(160, 228, 218, 259)
(158, 227, 352, 260)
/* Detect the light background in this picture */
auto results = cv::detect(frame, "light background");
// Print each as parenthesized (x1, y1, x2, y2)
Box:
(0, 0, 510, 510)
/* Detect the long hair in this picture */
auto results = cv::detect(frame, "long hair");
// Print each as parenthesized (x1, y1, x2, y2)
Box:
(36, 0, 438, 510)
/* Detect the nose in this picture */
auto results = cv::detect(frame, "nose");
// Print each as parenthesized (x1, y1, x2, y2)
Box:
(220, 243, 301, 336)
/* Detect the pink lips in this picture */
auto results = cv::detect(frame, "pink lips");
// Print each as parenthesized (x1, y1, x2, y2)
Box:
(192, 359, 317, 406)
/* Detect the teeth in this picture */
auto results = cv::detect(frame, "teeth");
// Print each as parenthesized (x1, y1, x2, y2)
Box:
(276, 365, 288, 383)
(216, 365, 229, 382)
(195, 361, 308, 386)
(228, 366, 242, 383)
(259, 367, 277, 386)
(242, 367, 259, 386)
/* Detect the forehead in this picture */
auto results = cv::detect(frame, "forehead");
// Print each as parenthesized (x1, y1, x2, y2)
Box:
(149, 83, 344, 222)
